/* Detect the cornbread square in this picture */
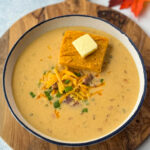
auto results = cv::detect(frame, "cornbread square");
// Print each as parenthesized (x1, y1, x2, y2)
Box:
(59, 31, 109, 72)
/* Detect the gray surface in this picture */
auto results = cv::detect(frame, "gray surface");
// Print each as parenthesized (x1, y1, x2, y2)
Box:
(0, 0, 149, 149)
(0, 0, 63, 37)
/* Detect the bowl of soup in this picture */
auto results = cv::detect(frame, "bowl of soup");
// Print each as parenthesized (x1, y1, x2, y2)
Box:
(3, 15, 147, 146)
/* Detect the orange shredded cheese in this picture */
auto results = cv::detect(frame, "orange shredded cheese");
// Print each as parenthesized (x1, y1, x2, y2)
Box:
(54, 110, 60, 118)
(61, 70, 78, 79)
(54, 68, 64, 93)
(36, 93, 46, 99)
(39, 66, 105, 105)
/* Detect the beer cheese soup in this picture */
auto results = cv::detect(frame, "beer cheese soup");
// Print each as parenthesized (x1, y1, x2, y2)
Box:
(12, 26, 139, 142)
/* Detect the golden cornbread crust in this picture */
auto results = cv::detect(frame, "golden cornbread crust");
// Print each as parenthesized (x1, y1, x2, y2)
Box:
(59, 31, 109, 72)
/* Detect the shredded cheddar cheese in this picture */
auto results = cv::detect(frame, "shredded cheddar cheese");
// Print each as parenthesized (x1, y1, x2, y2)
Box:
(54, 68, 65, 94)
(39, 66, 105, 108)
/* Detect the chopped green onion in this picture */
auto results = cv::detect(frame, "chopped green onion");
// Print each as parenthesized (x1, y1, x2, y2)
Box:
(64, 86, 73, 93)
(44, 91, 53, 100)
(84, 100, 89, 105)
(74, 72, 81, 77)
(122, 108, 126, 113)
(100, 78, 104, 83)
(64, 80, 70, 84)
(37, 82, 41, 87)
(82, 108, 88, 113)
(30, 92, 36, 98)
(43, 71, 47, 75)
(56, 91, 62, 98)
(51, 66, 54, 70)
(54, 100, 60, 108)
(91, 98, 95, 101)
(49, 86, 52, 92)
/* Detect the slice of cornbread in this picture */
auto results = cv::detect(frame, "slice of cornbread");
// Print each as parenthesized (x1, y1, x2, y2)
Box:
(59, 31, 109, 72)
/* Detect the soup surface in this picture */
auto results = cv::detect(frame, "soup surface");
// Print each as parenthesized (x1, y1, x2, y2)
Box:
(12, 26, 139, 142)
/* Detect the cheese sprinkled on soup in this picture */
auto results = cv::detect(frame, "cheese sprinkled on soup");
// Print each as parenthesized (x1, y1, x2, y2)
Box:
(12, 26, 139, 142)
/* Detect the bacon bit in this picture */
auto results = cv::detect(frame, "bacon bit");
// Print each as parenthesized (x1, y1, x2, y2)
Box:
(54, 109, 60, 118)
(83, 74, 93, 86)
(95, 74, 99, 77)
(40, 58, 43, 61)
(48, 55, 52, 59)
(59, 90, 75, 103)
(64, 95, 73, 104)
(73, 101, 79, 106)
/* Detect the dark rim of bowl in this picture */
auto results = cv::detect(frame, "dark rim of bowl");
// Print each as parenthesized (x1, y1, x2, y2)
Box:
(3, 14, 147, 147)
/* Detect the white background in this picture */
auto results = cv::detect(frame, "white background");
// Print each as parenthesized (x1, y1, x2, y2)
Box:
(0, 0, 150, 150)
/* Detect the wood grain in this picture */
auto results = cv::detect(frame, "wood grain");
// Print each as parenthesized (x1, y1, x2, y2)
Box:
(0, 0, 150, 149)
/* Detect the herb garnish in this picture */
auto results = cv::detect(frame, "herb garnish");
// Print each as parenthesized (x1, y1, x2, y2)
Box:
(84, 100, 89, 105)
(91, 98, 95, 101)
(49, 86, 52, 92)
(74, 72, 81, 77)
(82, 108, 88, 113)
(43, 71, 47, 75)
(64, 80, 70, 84)
(64, 86, 73, 93)
(100, 78, 104, 83)
(56, 91, 62, 98)
(37, 82, 41, 87)
(44, 90, 53, 100)
(122, 108, 126, 113)
(54, 100, 60, 108)
(30, 92, 36, 98)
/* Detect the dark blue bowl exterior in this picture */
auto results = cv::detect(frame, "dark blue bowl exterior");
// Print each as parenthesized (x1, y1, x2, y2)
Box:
(3, 15, 147, 146)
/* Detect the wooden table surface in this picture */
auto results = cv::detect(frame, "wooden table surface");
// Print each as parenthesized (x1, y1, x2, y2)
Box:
(0, 0, 150, 150)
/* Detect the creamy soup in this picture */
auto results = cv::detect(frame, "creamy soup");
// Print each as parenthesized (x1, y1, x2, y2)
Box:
(12, 26, 139, 142)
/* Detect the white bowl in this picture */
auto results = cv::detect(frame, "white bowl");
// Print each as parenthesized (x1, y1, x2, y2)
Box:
(3, 15, 147, 146)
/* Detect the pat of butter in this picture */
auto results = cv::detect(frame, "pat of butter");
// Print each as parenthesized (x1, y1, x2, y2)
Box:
(72, 34, 98, 58)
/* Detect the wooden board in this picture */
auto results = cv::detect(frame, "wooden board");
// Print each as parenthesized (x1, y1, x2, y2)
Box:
(0, 0, 150, 149)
